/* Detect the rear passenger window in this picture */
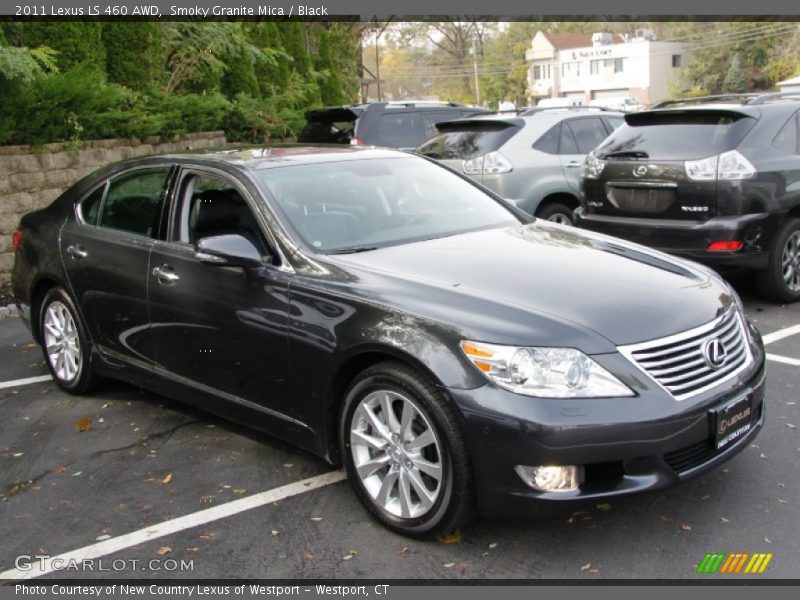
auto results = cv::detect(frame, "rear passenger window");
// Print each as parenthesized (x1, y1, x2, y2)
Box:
(533, 123, 561, 154)
(100, 169, 170, 238)
(559, 123, 579, 154)
(375, 112, 426, 148)
(566, 118, 609, 154)
(773, 112, 799, 154)
(80, 184, 105, 226)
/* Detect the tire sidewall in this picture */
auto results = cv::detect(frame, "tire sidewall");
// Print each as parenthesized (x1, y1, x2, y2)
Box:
(40, 287, 92, 393)
(766, 218, 800, 302)
(538, 203, 574, 225)
(339, 368, 457, 537)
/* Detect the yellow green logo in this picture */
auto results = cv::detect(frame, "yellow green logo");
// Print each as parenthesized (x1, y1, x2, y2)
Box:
(697, 552, 773, 574)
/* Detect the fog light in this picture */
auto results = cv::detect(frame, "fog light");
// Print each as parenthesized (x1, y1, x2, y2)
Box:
(515, 465, 579, 493)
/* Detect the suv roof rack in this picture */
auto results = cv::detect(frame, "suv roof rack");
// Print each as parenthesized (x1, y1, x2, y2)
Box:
(746, 92, 800, 105)
(384, 100, 470, 108)
(519, 106, 618, 116)
(648, 94, 761, 109)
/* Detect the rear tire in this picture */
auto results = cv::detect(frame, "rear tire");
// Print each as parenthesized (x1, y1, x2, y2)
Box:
(756, 218, 800, 303)
(39, 286, 100, 394)
(339, 361, 475, 538)
(537, 202, 574, 225)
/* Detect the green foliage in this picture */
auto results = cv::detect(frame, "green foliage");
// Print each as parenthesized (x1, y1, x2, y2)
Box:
(314, 28, 346, 105)
(722, 55, 748, 94)
(221, 43, 260, 100)
(102, 22, 160, 89)
(4, 22, 104, 71)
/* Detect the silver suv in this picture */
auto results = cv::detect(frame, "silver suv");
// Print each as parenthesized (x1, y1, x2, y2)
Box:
(417, 108, 623, 223)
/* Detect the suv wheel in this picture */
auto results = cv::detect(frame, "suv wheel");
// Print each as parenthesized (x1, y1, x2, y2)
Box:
(757, 218, 800, 303)
(537, 203, 574, 225)
(339, 361, 474, 537)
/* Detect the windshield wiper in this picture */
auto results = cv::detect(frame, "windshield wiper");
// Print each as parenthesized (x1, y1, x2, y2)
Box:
(328, 246, 379, 255)
(604, 150, 649, 159)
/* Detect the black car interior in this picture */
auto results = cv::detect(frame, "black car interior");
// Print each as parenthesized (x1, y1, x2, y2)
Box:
(187, 187, 271, 257)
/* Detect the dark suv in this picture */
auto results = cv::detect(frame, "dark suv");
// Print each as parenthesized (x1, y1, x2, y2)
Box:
(575, 93, 800, 302)
(297, 101, 489, 150)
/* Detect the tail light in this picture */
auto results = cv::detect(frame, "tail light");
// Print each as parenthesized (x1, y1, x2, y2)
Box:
(462, 151, 513, 175)
(583, 152, 606, 179)
(708, 240, 743, 252)
(12, 227, 24, 252)
(350, 137, 365, 146)
(685, 150, 756, 181)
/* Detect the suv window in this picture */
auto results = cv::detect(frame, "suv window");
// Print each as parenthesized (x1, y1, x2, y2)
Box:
(80, 184, 105, 226)
(566, 118, 609, 154)
(605, 116, 625, 131)
(533, 123, 561, 154)
(773, 111, 799, 154)
(100, 169, 170, 238)
(596, 111, 758, 160)
(417, 121, 521, 159)
(559, 122, 579, 154)
(375, 112, 427, 148)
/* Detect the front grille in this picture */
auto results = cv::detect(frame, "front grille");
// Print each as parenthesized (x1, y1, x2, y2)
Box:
(663, 438, 717, 472)
(619, 308, 752, 401)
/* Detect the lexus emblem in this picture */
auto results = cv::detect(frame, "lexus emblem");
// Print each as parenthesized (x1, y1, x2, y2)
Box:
(633, 165, 648, 177)
(703, 338, 728, 370)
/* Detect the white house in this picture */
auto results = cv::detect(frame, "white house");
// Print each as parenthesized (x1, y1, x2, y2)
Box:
(525, 29, 690, 106)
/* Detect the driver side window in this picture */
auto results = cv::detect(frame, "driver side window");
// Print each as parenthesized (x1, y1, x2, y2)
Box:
(176, 173, 272, 258)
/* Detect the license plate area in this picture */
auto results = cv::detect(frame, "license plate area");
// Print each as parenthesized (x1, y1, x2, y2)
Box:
(712, 394, 753, 450)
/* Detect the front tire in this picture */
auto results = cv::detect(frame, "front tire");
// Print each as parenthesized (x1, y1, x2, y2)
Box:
(757, 218, 800, 303)
(537, 202, 574, 225)
(39, 286, 99, 394)
(339, 361, 475, 537)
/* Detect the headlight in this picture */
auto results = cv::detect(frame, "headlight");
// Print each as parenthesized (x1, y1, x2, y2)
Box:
(460, 341, 634, 398)
(583, 152, 606, 179)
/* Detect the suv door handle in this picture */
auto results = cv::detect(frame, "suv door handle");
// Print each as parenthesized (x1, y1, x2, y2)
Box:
(152, 265, 180, 285)
(65, 244, 88, 259)
(566, 161, 582, 168)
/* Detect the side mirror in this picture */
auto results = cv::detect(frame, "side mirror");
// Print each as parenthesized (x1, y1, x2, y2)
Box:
(195, 234, 264, 268)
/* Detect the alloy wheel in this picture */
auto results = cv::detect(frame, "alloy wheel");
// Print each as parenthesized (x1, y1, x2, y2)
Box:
(43, 300, 82, 383)
(350, 390, 443, 519)
(547, 213, 572, 225)
(782, 231, 800, 293)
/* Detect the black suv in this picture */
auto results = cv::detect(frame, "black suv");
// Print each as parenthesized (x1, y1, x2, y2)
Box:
(297, 101, 489, 150)
(575, 93, 800, 302)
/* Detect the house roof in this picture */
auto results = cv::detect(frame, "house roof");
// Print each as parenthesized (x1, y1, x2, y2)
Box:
(540, 31, 625, 50)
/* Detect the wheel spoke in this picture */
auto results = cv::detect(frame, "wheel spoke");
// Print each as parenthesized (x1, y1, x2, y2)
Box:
(406, 427, 435, 451)
(397, 469, 413, 518)
(359, 404, 391, 441)
(399, 401, 415, 440)
(44, 322, 61, 340)
(411, 455, 442, 480)
(350, 429, 388, 451)
(406, 467, 436, 510)
(376, 469, 398, 505)
(379, 393, 401, 434)
(355, 452, 391, 479)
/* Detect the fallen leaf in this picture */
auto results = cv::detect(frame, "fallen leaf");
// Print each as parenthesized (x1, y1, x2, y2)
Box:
(786, 423, 797, 429)
(303, 552, 314, 561)
(720, 517, 730, 523)
(232, 488, 247, 495)
(283, 463, 294, 468)
(489, 542, 498, 549)
(700, 495, 711, 501)
(778, 498, 788, 504)
(310, 517, 323, 522)
(95, 535, 111, 541)
(396, 547, 410, 555)
(764, 537, 773, 544)
(271, 530, 280, 536)
(74, 417, 92, 432)
(596, 502, 612, 511)
(162, 474, 173, 484)
(681, 524, 693, 532)
(342, 554, 354, 561)
(443, 562, 455, 568)
(156, 546, 171, 556)
(437, 529, 463, 544)
(588, 569, 600, 574)
(660, 515, 673, 522)
(101, 402, 113, 408)
(12, 452, 23, 458)
(185, 547, 199, 552)
(454, 562, 471, 569)
(760, 453, 768, 459)
(199, 532, 215, 541)
(581, 563, 591, 571)
(71, 471, 82, 477)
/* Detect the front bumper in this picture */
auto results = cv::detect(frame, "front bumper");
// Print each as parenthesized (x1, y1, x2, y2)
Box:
(574, 208, 780, 269)
(448, 341, 766, 519)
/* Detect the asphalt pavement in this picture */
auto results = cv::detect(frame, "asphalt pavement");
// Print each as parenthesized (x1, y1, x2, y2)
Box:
(1, 271, 798, 580)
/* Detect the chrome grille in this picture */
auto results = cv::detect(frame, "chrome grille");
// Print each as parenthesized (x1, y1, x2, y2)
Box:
(619, 308, 752, 401)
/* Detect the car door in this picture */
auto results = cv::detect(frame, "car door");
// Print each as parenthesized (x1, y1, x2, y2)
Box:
(146, 167, 294, 421)
(60, 166, 174, 365)
(559, 116, 611, 192)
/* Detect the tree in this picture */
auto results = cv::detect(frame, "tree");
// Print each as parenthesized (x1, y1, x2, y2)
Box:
(102, 22, 160, 89)
(722, 54, 748, 93)
(4, 22, 104, 71)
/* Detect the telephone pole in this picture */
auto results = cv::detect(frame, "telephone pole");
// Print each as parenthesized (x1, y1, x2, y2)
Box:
(472, 37, 481, 107)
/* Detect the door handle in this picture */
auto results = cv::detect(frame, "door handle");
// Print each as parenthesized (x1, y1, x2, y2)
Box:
(566, 161, 582, 168)
(152, 265, 180, 285)
(66, 244, 88, 259)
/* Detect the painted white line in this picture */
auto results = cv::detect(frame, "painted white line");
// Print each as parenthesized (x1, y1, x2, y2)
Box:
(762, 323, 800, 345)
(0, 375, 52, 390)
(0, 470, 347, 580)
(766, 353, 800, 367)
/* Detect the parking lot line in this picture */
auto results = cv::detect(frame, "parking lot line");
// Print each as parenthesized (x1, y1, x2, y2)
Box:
(0, 374, 52, 390)
(0, 470, 347, 581)
(761, 323, 800, 345)
(766, 353, 800, 367)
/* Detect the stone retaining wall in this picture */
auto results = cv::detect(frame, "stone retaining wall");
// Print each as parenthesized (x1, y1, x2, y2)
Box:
(0, 131, 227, 280)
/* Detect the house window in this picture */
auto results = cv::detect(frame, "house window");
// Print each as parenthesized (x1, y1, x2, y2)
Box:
(533, 65, 541, 79)
(590, 60, 600, 75)
(614, 58, 624, 73)
(672, 54, 682, 68)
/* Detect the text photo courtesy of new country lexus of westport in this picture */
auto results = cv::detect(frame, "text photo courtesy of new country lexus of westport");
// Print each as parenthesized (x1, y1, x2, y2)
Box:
(12, 145, 765, 537)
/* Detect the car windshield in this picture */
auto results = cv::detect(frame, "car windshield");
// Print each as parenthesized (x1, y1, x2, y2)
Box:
(255, 155, 520, 252)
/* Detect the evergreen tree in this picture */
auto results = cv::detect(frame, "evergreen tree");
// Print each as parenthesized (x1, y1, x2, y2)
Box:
(722, 54, 749, 94)
(102, 22, 159, 89)
(221, 43, 260, 100)
(314, 28, 346, 105)
(5, 22, 105, 71)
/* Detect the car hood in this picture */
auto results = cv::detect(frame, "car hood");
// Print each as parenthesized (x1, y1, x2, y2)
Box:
(329, 222, 734, 350)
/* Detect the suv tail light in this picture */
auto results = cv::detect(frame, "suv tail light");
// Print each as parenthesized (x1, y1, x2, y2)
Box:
(708, 240, 743, 252)
(350, 137, 365, 146)
(685, 150, 756, 181)
(583, 152, 606, 179)
(462, 151, 513, 175)
(12, 227, 24, 252)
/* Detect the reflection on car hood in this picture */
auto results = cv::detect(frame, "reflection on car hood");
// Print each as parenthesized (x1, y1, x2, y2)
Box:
(331, 222, 732, 347)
